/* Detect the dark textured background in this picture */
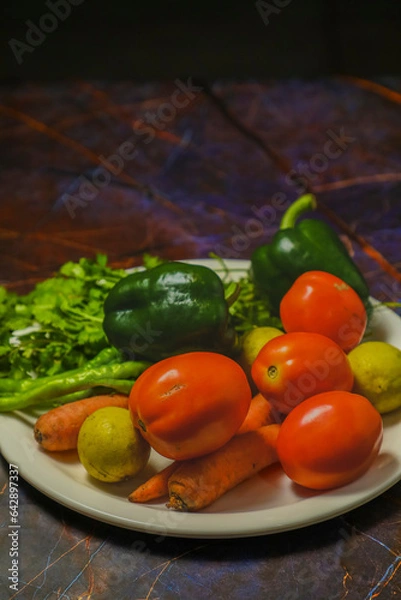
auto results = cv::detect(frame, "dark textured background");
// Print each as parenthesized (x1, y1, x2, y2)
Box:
(1, 1, 401, 599)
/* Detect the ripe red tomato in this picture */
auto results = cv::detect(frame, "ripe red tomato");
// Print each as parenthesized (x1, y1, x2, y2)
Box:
(276, 391, 383, 490)
(279, 270, 367, 352)
(129, 351, 252, 460)
(251, 331, 354, 415)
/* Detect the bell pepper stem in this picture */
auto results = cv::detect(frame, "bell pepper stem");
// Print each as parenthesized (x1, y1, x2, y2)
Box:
(280, 194, 317, 230)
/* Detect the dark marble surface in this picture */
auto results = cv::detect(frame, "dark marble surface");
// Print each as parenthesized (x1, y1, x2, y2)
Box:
(1, 78, 401, 599)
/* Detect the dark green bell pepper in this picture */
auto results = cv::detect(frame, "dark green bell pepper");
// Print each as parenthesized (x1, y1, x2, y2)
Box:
(103, 261, 237, 362)
(251, 194, 370, 312)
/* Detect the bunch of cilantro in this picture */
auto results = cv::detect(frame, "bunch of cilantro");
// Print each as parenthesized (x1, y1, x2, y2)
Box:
(0, 255, 127, 380)
(227, 276, 282, 334)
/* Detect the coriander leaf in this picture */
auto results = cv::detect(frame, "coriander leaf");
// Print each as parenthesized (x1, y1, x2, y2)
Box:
(142, 253, 167, 270)
(0, 255, 127, 379)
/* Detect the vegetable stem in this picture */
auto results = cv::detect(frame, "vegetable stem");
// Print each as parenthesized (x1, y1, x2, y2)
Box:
(63, 306, 104, 323)
(280, 194, 317, 230)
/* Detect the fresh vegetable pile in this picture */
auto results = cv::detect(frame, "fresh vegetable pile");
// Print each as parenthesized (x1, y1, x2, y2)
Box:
(0, 254, 275, 411)
(2, 193, 401, 514)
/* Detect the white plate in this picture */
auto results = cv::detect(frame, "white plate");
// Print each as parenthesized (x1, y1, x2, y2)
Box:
(1, 259, 401, 539)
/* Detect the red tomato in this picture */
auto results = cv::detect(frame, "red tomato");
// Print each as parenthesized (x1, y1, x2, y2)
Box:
(129, 351, 251, 460)
(276, 391, 383, 490)
(251, 332, 354, 415)
(280, 270, 367, 352)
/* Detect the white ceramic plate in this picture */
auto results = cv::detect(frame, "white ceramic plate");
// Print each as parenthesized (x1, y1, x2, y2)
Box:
(1, 259, 401, 539)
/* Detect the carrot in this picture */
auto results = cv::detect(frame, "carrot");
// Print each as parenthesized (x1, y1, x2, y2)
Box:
(129, 398, 278, 504)
(34, 394, 129, 451)
(167, 424, 281, 512)
(128, 461, 181, 503)
(237, 393, 277, 434)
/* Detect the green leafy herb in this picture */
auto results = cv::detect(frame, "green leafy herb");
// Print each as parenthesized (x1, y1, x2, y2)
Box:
(228, 276, 282, 334)
(0, 254, 127, 380)
(209, 253, 282, 335)
(142, 253, 167, 270)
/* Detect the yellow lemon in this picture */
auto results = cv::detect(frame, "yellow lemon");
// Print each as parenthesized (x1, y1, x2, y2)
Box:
(77, 407, 151, 482)
(347, 341, 401, 414)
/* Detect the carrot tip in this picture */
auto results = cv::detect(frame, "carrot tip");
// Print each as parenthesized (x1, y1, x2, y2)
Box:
(33, 428, 43, 444)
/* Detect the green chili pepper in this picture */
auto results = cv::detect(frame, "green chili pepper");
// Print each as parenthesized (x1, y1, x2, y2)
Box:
(103, 261, 237, 362)
(0, 357, 150, 412)
(0, 346, 122, 395)
(251, 194, 370, 313)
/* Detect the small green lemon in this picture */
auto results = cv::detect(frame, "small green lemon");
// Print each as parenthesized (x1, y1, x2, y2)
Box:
(347, 341, 401, 414)
(77, 407, 151, 482)
(240, 326, 284, 369)
(239, 326, 284, 390)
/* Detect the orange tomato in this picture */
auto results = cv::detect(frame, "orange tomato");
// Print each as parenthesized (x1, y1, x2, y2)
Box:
(129, 351, 252, 460)
(276, 391, 383, 490)
(251, 331, 354, 415)
(279, 270, 367, 352)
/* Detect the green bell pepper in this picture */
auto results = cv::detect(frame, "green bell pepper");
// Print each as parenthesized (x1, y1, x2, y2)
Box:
(103, 261, 237, 362)
(251, 194, 370, 313)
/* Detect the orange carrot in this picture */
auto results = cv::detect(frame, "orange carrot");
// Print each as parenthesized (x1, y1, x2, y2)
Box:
(128, 461, 181, 503)
(129, 398, 278, 504)
(34, 394, 129, 451)
(167, 424, 280, 512)
(237, 393, 277, 434)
